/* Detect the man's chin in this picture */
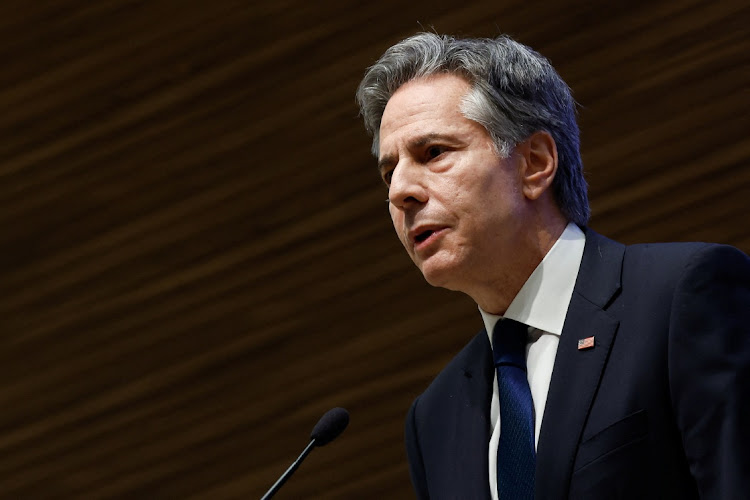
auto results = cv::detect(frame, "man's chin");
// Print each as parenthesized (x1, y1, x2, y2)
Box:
(418, 259, 461, 290)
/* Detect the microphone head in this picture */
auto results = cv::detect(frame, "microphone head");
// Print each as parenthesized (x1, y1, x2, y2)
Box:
(310, 407, 349, 446)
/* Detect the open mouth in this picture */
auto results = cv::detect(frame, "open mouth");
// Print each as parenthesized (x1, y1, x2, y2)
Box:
(415, 230, 434, 243)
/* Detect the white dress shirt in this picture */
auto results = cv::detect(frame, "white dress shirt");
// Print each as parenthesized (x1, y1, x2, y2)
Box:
(480, 222, 586, 500)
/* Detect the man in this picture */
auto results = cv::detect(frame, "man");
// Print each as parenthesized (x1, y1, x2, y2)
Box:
(356, 33, 750, 499)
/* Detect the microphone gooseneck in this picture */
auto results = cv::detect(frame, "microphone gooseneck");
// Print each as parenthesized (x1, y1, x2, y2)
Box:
(260, 407, 350, 500)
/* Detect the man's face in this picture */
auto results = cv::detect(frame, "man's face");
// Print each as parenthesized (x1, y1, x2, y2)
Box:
(378, 73, 530, 295)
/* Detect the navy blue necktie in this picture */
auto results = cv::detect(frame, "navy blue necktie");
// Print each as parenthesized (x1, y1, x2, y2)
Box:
(493, 318, 535, 500)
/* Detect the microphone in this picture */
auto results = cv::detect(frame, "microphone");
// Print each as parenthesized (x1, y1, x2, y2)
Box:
(260, 407, 349, 500)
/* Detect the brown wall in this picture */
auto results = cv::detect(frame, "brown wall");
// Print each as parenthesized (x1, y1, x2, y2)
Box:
(1, 1, 748, 498)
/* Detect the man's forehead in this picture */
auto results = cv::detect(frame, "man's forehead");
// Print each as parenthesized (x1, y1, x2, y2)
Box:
(378, 75, 472, 154)
(380, 74, 471, 124)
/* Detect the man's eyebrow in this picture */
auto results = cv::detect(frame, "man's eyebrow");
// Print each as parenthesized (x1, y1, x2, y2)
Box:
(412, 133, 456, 147)
(377, 133, 457, 172)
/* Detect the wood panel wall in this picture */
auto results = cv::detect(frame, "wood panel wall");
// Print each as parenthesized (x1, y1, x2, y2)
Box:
(1, 1, 748, 498)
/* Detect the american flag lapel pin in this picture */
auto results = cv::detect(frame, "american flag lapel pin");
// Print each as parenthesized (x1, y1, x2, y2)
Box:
(577, 336, 595, 350)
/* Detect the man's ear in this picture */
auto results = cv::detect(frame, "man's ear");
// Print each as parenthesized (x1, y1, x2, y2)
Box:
(517, 131, 558, 201)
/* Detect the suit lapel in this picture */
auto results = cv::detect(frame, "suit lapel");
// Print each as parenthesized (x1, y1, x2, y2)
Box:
(452, 331, 495, 500)
(419, 330, 494, 499)
(535, 229, 625, 500)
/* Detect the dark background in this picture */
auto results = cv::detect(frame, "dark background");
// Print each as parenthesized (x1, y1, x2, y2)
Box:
(1, 1, 748, 498)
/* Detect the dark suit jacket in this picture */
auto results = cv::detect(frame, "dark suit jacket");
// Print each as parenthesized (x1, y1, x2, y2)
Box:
(405, 228, 750, 499)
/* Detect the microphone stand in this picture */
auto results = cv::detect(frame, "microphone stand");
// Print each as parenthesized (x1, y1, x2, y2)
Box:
(260, 439, 316, 500)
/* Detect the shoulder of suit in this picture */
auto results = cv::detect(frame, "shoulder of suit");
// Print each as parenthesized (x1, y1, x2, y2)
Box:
(582, 226, 746, 274)
(623, 240, 746, 267)
(614, 241, 750, 297)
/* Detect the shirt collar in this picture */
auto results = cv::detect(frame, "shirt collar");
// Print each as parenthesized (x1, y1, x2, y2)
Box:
(480, 222, 586, 343)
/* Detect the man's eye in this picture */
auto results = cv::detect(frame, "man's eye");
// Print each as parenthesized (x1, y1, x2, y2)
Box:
(426, 145, 445, 159)
(383, 170, 394, 185)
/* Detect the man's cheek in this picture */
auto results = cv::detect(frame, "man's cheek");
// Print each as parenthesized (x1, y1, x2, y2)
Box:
(390, 213, 404, 237)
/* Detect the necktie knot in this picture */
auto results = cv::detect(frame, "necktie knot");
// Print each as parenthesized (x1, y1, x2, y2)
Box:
(492, 318, 528, 369)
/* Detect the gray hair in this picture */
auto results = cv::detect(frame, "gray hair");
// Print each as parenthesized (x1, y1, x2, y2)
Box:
(355, 32, 590, 226)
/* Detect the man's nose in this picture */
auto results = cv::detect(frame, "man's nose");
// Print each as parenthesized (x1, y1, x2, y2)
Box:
(388, 163, 427, 209)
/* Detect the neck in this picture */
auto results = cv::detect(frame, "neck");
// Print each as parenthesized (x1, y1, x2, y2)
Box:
(471, 216, 568, 315)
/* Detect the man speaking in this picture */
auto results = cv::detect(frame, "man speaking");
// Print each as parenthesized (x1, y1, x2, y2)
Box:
(356, 33, 749, 499)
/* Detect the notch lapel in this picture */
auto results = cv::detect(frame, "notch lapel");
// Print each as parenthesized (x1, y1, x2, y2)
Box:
(534, 229, 625, 500)
(418, 331, 494, 499)
(454, 331, 495, 500)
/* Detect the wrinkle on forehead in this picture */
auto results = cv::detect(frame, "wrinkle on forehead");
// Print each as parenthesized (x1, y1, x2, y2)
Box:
(378, 83, 499, 179)
(378, 74, 475, 159)
(378, 132, 464, 170)
(381, 74, 471, 127)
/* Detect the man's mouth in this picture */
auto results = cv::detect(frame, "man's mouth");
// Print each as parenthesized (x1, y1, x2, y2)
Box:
(410, 226, 447, 249)
(415, 229, 434, 243)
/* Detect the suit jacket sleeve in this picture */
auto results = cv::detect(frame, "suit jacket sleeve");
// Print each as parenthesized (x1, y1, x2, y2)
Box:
(668, 244, 750, 499)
